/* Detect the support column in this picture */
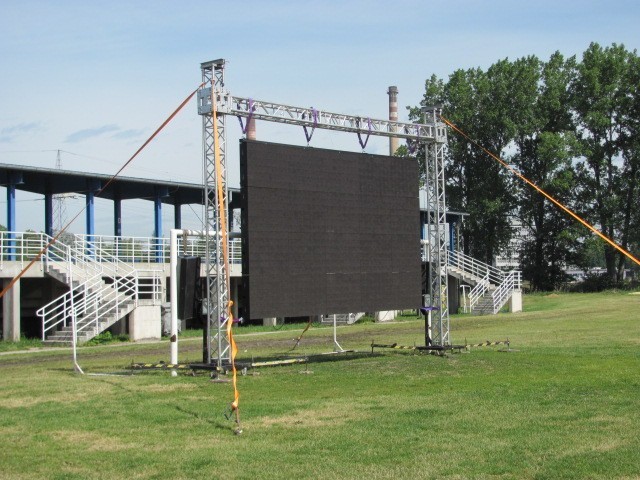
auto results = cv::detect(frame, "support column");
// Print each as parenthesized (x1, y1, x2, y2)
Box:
(44, 192, 53, 238)
(449, 220, 456, 254)
(85, 190, 95, 257)
(114, 196, 122, 237)
(174, 204, 182, 230)
(6, 182, 16, 261)
(85, 179, 101, 257)
(85, 192, 95, 236)
(198, 60, 241, 365)
(154, 187, 168, 263)
(2, 278, 20, 341)
(154, 195, 162, 263)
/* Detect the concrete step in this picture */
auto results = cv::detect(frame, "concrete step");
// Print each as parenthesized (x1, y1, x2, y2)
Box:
(448, 268, 498, 289)
(44, 298, 136, 345)
(45, 264, 107, 293)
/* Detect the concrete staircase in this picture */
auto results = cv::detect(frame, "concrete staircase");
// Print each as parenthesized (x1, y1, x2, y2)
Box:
(446, 250, 521, 315)
(38, 235, 141, 345)
(44, 262, 86, 290)
(43, 295, 136, 345)
(469, 290, 497, 315)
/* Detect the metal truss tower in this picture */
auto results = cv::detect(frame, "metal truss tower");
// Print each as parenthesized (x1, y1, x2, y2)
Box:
(198, 60, 231, 365)
(423, 107, 450, 346)
(197, 59, 451, 353)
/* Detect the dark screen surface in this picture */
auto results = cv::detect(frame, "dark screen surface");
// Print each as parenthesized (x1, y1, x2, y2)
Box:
(240, 140, 421, 319)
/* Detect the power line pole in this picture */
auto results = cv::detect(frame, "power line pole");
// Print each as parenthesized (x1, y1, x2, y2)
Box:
(52, 150, 68, 235)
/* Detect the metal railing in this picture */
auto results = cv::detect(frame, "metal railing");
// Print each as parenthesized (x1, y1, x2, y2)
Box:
(135, 269, 163, 301)
(468, 272, 491, 310)
(72, 233, 242, 265)
(447, 249, 505, 285)
(0, 231, 161, 341)
(39, 272, 138, 339)
(444, 249, 522, 313)
(36, 233, 153, 341)
(0, 231, 45, 268)
(491, 270, 521, 314)
(0, 231, 106, 282)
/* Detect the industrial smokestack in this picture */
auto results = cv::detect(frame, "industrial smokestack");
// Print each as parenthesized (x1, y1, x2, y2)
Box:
(387, 86, 399, 155)
(246, 116, 256, 141)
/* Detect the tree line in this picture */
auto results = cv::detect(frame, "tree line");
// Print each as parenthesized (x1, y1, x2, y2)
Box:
(404, 43, 640, 291)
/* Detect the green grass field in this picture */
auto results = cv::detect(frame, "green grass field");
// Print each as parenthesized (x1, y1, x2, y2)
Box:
(1, 292, 639, 479)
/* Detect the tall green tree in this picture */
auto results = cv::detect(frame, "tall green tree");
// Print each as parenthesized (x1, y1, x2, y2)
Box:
(571, 43, 633, 282)
(409, 44, 640, 287)
(513, 52, 581, 290)
(618, 51, 640, 278)
(410, 63, 519, 264)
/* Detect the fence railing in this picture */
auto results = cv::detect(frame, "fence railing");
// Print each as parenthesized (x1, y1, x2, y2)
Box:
(35, 233, 147, 341)
(135, 269, 163, 302)
(38, 272, 139, 340)
(469, 272, 491, 310)
(72, 234, 242, 265)
(0, 231, 107, 282)
(491, 270, 521, 314)
(447, 249, 505, 285)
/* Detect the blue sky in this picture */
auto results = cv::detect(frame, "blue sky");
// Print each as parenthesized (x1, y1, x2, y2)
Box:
(1, 0, 639, 236)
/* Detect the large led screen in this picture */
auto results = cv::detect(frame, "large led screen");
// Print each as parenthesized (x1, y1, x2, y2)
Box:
(240, 140, 421, 319)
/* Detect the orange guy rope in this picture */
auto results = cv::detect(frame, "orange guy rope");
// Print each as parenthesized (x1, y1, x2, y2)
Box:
(0, 84, 204, 301)
(291, 318, 313, 351)
(440, 115, 640, 267)
(211, 86, 241, 429)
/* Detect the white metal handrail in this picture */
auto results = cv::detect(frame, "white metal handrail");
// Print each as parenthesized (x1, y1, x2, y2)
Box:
(468, 272, 490, 310)
(491, 270, 521, 314)
(38, 272, 139, 340)
(0, 231, 160, 341)
(447, 249, 505, 285)
(37, 234, 143, 341)
(39, 273, 104, 338)
(75, 275, 138, 335)
(74, 234, 168, 264)
(72, 233, 242, 265)
(0, 231, 93, 275)
(135, 269, 163, 302)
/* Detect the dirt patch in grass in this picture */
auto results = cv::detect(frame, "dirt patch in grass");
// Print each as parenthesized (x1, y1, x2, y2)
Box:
(2, 391, 91, 408)
(130, 383, 199, 393)
(253, 399, 370, 429)
(52, 430, 136, 452)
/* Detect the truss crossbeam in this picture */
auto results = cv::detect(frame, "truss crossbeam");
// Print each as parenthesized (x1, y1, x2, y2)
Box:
(198, 91, 447, 141)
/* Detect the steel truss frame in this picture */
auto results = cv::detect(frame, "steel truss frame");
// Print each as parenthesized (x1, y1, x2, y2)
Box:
(423, 107, 449, 346)
(198, 60, 451, 365)
(200, 60, 231, 365)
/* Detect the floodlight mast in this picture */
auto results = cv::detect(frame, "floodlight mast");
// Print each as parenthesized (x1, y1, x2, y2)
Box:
(198, 60, 451, 359)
